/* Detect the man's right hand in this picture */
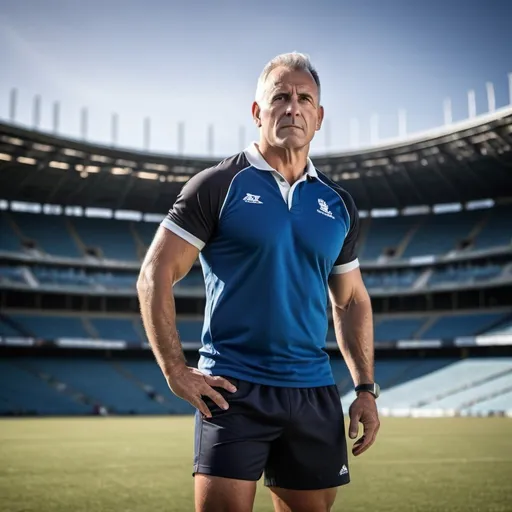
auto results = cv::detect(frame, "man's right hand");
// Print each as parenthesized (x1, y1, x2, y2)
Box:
(166, 366, 237, 418)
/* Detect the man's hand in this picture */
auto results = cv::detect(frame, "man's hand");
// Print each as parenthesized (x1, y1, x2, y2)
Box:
(348, 392, 380, 456)
(166, 366, 237, 418)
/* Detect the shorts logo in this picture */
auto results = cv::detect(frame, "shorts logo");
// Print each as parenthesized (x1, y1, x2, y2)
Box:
(339, 465, 348, 476)
(243, 193, 263, 204)
(317, 198, 334, 219)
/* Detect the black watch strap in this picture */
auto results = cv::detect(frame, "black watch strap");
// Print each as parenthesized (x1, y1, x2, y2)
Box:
(355, 383, 380, 398)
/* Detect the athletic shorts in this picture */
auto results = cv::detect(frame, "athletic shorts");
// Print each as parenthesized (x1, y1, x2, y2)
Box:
(193, 376, 350, 490)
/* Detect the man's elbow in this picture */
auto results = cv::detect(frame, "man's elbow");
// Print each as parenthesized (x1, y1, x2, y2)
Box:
(136, 265, 150, 298)
(137, 258, 159, 297)
(137, 260, 176, 300)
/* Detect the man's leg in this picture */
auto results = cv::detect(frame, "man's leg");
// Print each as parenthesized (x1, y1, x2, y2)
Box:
(193, 377, 283, 512)
(269, 487, 337, 512)
(264, 384, 350, 512)
(195, 475, 257, 512)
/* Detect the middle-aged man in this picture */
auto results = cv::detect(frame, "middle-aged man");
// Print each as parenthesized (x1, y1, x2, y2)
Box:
(137, 52, 380, 512)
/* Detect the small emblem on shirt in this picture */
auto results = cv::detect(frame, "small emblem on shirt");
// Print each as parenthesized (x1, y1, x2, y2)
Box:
(243, 193, 263, 204)
(317, 198, 334, 219)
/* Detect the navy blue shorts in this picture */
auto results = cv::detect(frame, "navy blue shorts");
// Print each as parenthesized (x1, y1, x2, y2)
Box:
(193, 377, 350, 490)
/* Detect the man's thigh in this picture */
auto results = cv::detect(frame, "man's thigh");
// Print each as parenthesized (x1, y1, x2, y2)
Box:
(195, 474, 257, 512)
(269, 487, 338, 512)
(264, 384, 350, 494)
(193, 377, 284, 509)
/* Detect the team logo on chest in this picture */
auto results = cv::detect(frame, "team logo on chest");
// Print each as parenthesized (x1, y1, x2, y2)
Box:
(317, 198, 335, 219)
(243, 193, 263, 204)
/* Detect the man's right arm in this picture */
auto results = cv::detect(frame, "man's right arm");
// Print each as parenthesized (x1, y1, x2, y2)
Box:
(136, 226, 236, 417)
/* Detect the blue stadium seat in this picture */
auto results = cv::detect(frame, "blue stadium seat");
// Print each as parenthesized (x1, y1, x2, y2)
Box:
(118, 359, 195, 414)
(23, 357, 169, 415)
(484, 318, 512, 335)
(0, 360, 90, 415)
(177, 319, 203, 341)
(473, 205, 512, 249)
(6, 314, 89, 339)
(0, 318, 24, 337)
(0, 213, 22, 252)
(374, 317, 426, 341)
(133, 222, 159, 247)
(369, 358, 512, 410)
(464, 389, 512, 414)
(90, 317, 142, 343)
(428, 264, 503, 286)
(429, 373, 512, 409)
(363, 269, 419, 289)
(33, 267, 90, 287)
(13, 213, 82, 258)
(360, 215, 418, 260)
(402, 210, 484, 258)
(71, 217, 138, 261)
(0, 266, 26, 285)
(178, 270, 205, 288)
(421, 313, 507, 339)
(374, 358, 456, 389)
(91, 271, 137, 289)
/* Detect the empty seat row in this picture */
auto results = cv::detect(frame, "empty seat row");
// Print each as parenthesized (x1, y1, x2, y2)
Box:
(3, 355, 510, 416)
(2, 207, 511, 262)
(1, 311, 510, 343)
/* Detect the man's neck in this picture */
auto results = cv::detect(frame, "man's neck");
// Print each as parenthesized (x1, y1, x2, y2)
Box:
(256, 140, 310, 184)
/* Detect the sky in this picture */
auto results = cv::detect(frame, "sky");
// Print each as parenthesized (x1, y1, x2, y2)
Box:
(1, 0, 511, 157)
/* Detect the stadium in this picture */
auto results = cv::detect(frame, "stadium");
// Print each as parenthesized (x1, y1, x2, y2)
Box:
(1, 91, 512, 510)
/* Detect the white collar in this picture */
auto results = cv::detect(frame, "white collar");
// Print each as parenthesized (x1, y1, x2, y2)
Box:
(244, 142, 318, 178)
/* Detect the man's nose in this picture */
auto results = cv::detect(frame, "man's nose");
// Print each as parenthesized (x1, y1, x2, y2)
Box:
(285, 97, 301, 116)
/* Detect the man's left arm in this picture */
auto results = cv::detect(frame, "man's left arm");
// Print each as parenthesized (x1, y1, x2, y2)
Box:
(328, 265, 380, 457)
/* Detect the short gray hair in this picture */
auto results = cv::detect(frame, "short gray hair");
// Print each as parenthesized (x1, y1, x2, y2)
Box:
(255, 52, 321, 103)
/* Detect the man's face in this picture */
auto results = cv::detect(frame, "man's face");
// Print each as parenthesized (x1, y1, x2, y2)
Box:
(253, 66, 324, 150)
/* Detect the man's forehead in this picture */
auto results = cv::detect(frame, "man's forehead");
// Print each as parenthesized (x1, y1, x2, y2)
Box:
(267, 67, 318, 93)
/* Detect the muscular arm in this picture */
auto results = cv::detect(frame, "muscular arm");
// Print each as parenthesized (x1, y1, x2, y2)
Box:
(137, 226, 235, 417)
(328, 267, 374, 386)
(329, 268, 379, 456)
(136, 227, 198, 378)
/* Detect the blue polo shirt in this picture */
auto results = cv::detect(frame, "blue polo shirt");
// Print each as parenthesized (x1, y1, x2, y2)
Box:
(161, 142, 360, 387)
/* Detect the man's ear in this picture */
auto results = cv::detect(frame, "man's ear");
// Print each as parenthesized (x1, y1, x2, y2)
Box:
(252, 101, 262, 128)
(316, 105, 325, 131)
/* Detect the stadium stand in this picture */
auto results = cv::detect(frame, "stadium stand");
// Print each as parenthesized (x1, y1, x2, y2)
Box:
(362, 358, 512, 413)
(1, 106, 511, 418)
(2, 206, 511, 262)
(0, 359, 90, 415)
(2, 309, 511, 350)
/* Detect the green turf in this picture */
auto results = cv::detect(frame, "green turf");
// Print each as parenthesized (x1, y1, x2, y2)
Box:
(1, 416, 511, 511)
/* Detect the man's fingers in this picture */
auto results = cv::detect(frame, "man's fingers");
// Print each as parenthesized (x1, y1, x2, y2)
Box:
(204, 388, 230, 411)
(205, 375, 237, 393)
(352, 421, 379, 456)
(348, 409, 361, 439)
(191, 397, 212, 419)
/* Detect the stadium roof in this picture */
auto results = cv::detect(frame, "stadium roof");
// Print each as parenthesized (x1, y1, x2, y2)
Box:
(1, 106, 512, 213)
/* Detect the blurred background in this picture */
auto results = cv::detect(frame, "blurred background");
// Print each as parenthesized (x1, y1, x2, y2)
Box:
(0, 1, 511, 511)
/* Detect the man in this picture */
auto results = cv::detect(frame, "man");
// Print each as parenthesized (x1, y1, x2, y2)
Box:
(137, 52, 380, 512)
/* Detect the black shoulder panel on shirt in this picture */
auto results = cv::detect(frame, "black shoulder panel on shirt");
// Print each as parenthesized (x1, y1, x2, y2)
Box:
(165, 151, 250, 246)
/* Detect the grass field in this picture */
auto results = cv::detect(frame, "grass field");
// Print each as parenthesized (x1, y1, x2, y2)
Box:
(1, 416, 511, 512)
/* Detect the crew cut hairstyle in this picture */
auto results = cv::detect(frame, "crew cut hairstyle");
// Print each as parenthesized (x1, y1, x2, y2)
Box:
(255, 52, 321, 104)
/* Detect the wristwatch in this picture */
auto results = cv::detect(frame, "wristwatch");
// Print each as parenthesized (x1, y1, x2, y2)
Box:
(355, 383, 380, 399)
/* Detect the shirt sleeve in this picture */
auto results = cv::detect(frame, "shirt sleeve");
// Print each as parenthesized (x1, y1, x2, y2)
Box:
(331, 192, 360, 275)
(160, 169, 220, 251)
